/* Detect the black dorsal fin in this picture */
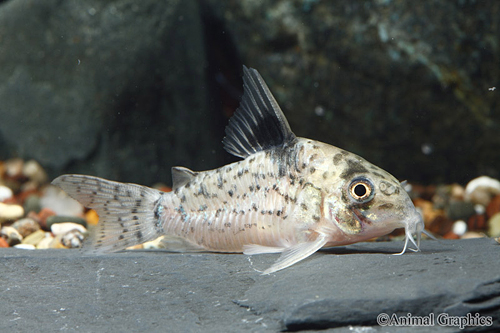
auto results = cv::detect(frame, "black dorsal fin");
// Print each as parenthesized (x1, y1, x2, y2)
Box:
(222, 66, 297, 158)
(172, 166, 197, 190)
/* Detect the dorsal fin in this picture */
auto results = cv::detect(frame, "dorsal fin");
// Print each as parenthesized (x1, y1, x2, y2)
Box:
(222, 66, 297, 158)
(172, 166, 197, 190)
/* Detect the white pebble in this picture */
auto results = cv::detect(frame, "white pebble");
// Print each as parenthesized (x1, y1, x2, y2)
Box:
(14, 244, 36, 250)
(0, 202, 24, 221)
(40, 186, 83, 216)
(51, 222, 87, 236)
(474, 204, 486, 215)
(0, 185, 13, 201)
(452, 220, 467, 236)
(36, 235, 55, 249)
(22, 160, 48, 184)
(465, 176, 500, 205)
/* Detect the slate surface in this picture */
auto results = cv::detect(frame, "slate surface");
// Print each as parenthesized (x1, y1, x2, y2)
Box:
(1, 238, 498, 332)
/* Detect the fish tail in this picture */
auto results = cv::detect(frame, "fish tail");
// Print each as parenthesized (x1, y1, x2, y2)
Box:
(52, 174, 166, 252)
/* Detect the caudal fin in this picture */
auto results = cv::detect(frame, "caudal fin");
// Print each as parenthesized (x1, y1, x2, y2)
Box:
(52, 174, 165, 252)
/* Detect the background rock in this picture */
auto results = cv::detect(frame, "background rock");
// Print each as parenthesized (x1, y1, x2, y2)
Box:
(0, 0, 228, 186)
(0, 239, 498, 331)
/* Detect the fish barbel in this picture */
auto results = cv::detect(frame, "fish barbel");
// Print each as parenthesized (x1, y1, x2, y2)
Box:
(53, 66, 425, 274)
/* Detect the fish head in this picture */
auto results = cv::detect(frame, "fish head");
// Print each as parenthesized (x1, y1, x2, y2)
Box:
(322, 152, 423, 251)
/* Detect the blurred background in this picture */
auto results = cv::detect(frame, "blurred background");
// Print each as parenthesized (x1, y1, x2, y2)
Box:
(0, 0, 498, 187)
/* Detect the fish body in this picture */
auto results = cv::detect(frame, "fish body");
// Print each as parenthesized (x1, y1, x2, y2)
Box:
(53, 66, 424, 274)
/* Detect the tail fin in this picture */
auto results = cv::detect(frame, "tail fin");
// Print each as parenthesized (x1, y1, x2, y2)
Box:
(52, 174, 165, 252)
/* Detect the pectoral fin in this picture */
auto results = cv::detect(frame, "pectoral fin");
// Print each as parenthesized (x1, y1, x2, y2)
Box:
(243, 244, 285, 255)
(262, 233, 328, 275)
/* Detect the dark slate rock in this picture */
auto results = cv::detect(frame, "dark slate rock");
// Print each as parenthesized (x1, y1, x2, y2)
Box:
(203, 0, 500, 184)
(0, 0, 227, 186)
(0, 238, 498, 331)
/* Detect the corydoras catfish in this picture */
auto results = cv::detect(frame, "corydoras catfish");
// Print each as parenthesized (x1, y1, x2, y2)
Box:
(53, 66, 425, 274)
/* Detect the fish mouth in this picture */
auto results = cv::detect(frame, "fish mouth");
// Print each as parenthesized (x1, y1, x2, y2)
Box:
(394, 211, 424, 255)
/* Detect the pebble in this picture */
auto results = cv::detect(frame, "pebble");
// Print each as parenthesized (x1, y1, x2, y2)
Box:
(0, 202, 24, 222)
(51, 222, 87, 236)
(49, 236, 68, 249)
(461, 232, 486, 239)
(22, 229, 47, 246)
(22, 160, 48, 184)
(14, 244, 36, 250)
(445, 200, 476, 221)
(1, 226, 23, 245)
(142, 236, 166, 250)
(85, 209, 99, 226)
(0, 237, 9, 247)
(23, 194, 42, 214)
(0, 185, 13, 201)
(46, 215, 87, 228)
(40, 186, 83, 216)
(488, 213, 500, 238)
(28, 208, 56, 229)
(486, 195, 500, 218)
(465, 176, 500, 206)
(12, 218, 40, 238)
(467, 214, 487, 231)
(61, 230, 85, 248)
(4, 158, 23, 178)
(36, 235, 55, 249)
(452, 220, 467, 236)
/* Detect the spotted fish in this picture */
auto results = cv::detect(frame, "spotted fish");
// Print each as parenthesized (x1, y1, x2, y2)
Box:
(53, 66, 426, 274)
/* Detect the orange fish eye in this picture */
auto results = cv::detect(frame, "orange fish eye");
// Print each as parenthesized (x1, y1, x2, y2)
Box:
(349, 178, 373, 202)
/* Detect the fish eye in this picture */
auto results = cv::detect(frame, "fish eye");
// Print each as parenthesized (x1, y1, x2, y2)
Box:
(348, 178, 373, 202)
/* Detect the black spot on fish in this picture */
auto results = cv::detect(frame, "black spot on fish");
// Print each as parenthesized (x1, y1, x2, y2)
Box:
(340, 160, 369, 180)
(249, 157, 256, 163)
(261, 210, 266, 215)
(310, 167, 316, 174)
(378, 203, 394, 210)
(228, 190, 234, 197)
(249, 185, 254, 192)
(215, 209, 221, 218)
(119, 235, 124, 240)
(333, 153, 343, 165)
(252, 203, 258, 211)
(92, 191, 97, 195)
(276, 210, 281, 216)
(302, 162, 307, 169)
(181, 195, 186, 203)
(114, 194, 119, 200)
(123, 228, 129, 233)
(237, 170, 243, 178)
(256, 185, 261, 191)
(185, 182, 191, 189)
(372, 172, 387, 180)
(268, 210, 273, 215)
(323, 172, 328, 179)
(136, 231, 143, 240)
(127, 190, 132, 197)
(135, 199, 142, 207)
(301, 203, 308, 211)
(131, 208, 138, 214)
(313, 215, 320, 221)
